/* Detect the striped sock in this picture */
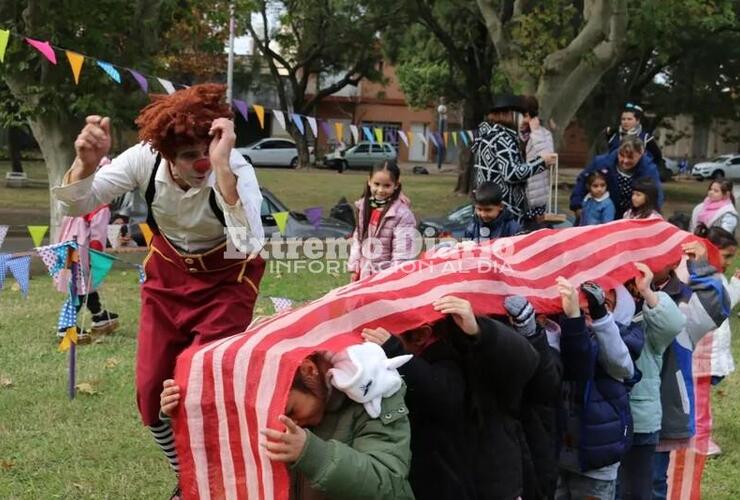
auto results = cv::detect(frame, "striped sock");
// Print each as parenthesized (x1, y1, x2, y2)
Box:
(149, 420, 180, 474)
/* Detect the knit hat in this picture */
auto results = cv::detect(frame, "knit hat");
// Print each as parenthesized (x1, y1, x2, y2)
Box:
(504, 295, 536, 337)
(328, 342, 412, 418)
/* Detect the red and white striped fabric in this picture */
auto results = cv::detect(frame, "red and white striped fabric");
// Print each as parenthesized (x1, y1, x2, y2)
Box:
(172, 219, 713, 500)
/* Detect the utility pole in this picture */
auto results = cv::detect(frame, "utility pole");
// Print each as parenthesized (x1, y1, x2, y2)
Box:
(226, 1, 235, 104)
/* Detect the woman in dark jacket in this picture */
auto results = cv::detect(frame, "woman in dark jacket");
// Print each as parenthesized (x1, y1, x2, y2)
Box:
(472, 95, 557, 221)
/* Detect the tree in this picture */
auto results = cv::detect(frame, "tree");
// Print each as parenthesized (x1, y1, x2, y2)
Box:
(0, 1, 173, 238)
(0, 82, 28, 174)
(241, 0, 404, 167)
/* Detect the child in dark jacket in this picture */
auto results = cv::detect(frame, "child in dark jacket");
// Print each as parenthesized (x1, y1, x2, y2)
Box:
(362, 323, 475, 500)
(433, 295, 540, 500)
(555, 277, 644, 500)
(464, 181, 521, 241)
(504, 296, 564, 500)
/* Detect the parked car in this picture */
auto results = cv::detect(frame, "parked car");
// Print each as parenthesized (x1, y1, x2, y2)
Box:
(664, 157, 679, 175)
(260, 188, 354, 238)
(418, 203, 573, 238)
(237, 138, 314, 168)
(692, 154, 740, 180)
(323, 142, 397, 170)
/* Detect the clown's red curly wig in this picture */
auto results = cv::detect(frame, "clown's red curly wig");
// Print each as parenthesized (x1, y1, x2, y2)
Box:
(136, 83, 233, 160)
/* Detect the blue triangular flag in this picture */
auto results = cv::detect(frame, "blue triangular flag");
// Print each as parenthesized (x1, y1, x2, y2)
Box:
(291, 114, 305, 136)
(96, 61, 121, 84)
(363, 126, 375, 143)
(6, 255, 31, 298)
(57, 297, 77, 331)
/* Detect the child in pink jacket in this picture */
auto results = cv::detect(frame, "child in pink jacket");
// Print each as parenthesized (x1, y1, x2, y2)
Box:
(348, 160, 417, 280)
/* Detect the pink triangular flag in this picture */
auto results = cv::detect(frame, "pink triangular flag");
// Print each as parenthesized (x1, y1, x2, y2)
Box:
(25, 38, 57, 65)
(127, 69, 148, 93)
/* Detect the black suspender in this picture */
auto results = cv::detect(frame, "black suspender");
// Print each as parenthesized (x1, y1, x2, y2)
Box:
(144, 154, 227, 233)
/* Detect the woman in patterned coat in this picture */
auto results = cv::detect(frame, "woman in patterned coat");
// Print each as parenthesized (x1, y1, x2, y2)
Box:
(472, 95, 557, 221)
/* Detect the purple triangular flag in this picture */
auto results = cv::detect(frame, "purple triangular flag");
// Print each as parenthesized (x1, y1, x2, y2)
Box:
(304, 207, 323, 229)
(127, 69, 148, 93)
(320, 120, 333, 139)
(233, 99, 249, 122)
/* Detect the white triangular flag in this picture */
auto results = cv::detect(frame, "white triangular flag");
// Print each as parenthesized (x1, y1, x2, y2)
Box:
(397, 131, 409, 147)
(157, 78, 176, 94)
(273, 110, 287, 131)
(107, 224, 122, 249)
(350, 125, 359, 144)
(417, 132, 429, 146)
(306, 116, 318, 138)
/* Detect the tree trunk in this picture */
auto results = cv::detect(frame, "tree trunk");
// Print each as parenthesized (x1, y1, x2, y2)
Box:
(287, 122, 312, 169)
(454, 93, 489, 195)
(8, 126, 24, 173)
(27, 115, 78, 242)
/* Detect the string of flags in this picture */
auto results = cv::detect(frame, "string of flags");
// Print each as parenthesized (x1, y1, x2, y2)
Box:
(0, 28, 475, 149)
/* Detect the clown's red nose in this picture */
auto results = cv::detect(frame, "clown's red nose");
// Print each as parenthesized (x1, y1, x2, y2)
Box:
(193, 158, 211, 173)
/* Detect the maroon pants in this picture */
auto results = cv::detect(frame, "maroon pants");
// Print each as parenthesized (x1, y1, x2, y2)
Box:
(136, 234, 265, 426)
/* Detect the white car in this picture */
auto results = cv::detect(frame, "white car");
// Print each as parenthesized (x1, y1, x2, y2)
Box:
(236, 138, 314, 168)
(692, 154, 740, 180)
(323, 142, 397, 170)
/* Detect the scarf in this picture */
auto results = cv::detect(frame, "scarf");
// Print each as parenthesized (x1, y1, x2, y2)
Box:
(369, 197, 389, 209)
(619, 123, 643, 140)
(698, 197, 732, 227)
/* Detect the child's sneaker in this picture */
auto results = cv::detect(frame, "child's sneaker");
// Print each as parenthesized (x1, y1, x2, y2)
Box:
(91, 310, 119, 335)
(56, 326, 92, 345)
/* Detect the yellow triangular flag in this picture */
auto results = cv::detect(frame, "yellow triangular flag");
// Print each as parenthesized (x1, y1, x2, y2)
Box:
(28, 225, 48, 247)
(451, 131, 458, 146)
(253, 104, 265, 129)
(334, 122, 344, 143)
(58, 326, 78, 353)
(273, 211, 289, 235)
(374, 128, 384, 145)
(0, 30, 9, 63)
(138, 223, 154, 246)
(65, 51, 84, 85)
(407, 131, 414, 149)
(443, 132, 449, 147)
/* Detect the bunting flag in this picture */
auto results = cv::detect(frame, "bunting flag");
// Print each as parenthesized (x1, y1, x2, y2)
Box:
(407, 132, 414, 150)
(0, 29, 9, 63)
(427, 131, 439, 148)
(253, 105, 266, 129)
(89, 249, 115, 289)
(137, 264, 147, 284)
(6, 255, 31, 298)
(173, 219, 714, 500)
(36, 241, 74, 279)
(96, 60, 121, 84)
(57, 297, 77, 332)
(65, 51, 84, 84)
(373, 128, 383, 145)
(334, 123, 344, 143)
(363, 126, 374, 143)
(306, 117, 318, 138)
(349, 125, 359, 144)
(303, 207, 322, 229)
(272, 110, 286, 132)
(451, 131, 458, 146)
(25, 37, 57, 64)
(107, 224, 122, 249)
(0, 225, 8, 249)
(58, 326, 78, 353)
(233, 100, 249, 123)
(269, 296, 294, 313)
(397, 130, 409, 147)
(28, 225, 48, 247)
(138, 223, 154, 246)
(291, 114, 305, 136)
(417, 132, 428, 146)
(319, 120, 332, 140)
(460, 130, 469, 146)
(467, 130, 475, 143)
(273, 212, 289, 235)
(157, 78, 176, 95)
(128, 69, 148, 93)
(0, 253, 8, 290)
(443, 132, 449, 147)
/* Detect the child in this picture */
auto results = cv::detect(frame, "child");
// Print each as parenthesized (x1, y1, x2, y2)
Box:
(651, 241, 730, 498)
(56, 193, 119, 343)
(579, 171, 616, 226)
(504, 295, 563, 500)
(362, 323, 475, 500)
(690, 178, 738, 235)
(617, 263, 686, 499)
(432, 295, 539, 499)
(520, 96, 556, 223)
(556, 278, 643, 500)
(348, 160, 416, 281)
(464, 181, 521, 241)
(623, 177, 662, 220)
(161, 350, 415, 500)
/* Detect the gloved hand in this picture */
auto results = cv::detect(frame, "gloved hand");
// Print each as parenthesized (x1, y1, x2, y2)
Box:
(504, 295, 536, 337)
(581, 281, 608, 320)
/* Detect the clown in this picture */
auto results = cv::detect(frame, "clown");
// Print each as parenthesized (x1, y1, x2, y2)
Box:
(52, 84, 265, 492)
